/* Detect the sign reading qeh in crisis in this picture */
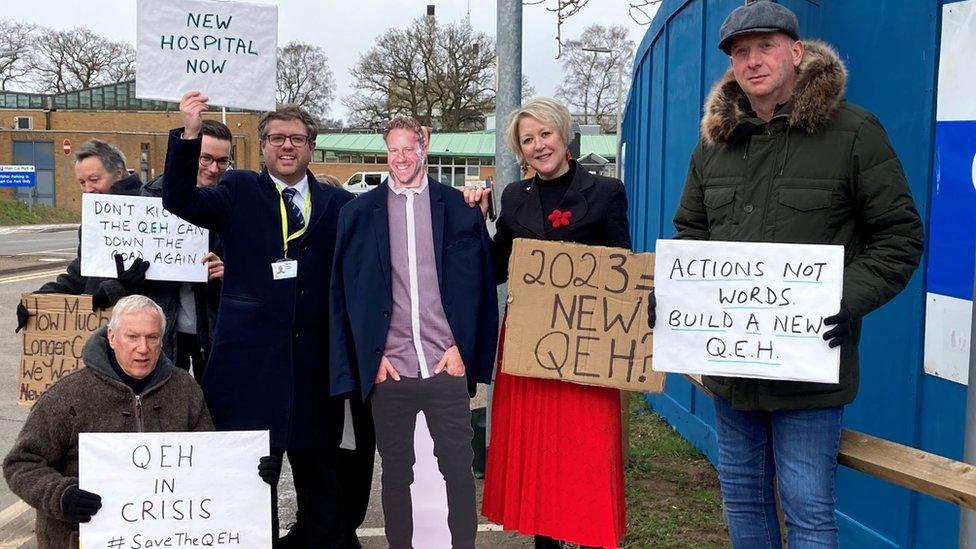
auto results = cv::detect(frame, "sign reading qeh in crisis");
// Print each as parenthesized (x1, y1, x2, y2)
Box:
(136, 0, 277, 111)
(80, 431, 272, 548)
(501, 238, 664, 393)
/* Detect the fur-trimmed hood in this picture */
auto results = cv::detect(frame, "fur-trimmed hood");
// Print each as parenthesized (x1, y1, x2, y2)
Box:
(701, 40, 848, 145)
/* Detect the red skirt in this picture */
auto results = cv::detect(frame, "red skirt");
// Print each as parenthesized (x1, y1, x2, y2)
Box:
(482, 331, 626, 548)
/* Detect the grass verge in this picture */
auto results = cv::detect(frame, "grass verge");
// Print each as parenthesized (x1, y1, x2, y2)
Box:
(0, 196, 80, 225)
(622, 393, 729, 548)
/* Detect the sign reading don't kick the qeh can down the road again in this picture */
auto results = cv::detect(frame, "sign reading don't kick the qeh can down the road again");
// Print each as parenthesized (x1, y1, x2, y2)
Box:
(502, 238, 664, 393)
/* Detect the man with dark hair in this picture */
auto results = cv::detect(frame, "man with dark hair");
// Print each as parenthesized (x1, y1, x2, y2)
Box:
(163, 91, 364, 548)
(142, 118, 232, 381)
(14, 139, 151, 332)
(664, 1, 924, 546)
(331, 115, 497, 548)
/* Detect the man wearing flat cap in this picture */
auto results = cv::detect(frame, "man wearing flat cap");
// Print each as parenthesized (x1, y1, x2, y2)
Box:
(662, 0, 924, 546)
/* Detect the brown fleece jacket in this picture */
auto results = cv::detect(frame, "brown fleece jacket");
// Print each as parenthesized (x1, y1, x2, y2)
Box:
(2, 326, 213, 548)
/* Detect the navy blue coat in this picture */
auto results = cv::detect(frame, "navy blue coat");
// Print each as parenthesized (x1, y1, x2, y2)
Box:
(329, 179, 498, 401)
(163, 129, 353, 450)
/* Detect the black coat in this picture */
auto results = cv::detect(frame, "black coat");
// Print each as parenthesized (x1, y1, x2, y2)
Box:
(36, 174, 145, 302)
(162, 129, 353, 450)
(329, 179, 498, 401)
(142, 175, 222, 362)
(493, 164, 632, 278)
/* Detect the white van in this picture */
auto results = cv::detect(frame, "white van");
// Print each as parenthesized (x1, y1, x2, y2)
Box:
(343, 171, 388, 194)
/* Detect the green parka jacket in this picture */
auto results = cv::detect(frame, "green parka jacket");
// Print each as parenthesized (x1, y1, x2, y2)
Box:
(673, 41, 924, 411)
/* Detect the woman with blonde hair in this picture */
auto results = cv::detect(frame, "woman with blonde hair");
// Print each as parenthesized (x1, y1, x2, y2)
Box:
(465, 97, 630, 549)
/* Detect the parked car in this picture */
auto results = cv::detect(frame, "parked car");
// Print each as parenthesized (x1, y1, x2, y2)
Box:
(343, 171, 388, 194)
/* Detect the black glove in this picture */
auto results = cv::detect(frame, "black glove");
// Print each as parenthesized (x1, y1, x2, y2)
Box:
(823, 301, 852, 349)
(258, 455, 282, 487)
(61, 486, 102, 523)
(115, 254, 151, 292)
(15, 302, 29, 333)
(647, 289, 656, 329)
(91, 286, 112, 312)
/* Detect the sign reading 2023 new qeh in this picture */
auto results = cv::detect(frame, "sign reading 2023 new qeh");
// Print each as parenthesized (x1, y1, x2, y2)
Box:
(652, 240, 843, 384)
(136, 0, 277, 111)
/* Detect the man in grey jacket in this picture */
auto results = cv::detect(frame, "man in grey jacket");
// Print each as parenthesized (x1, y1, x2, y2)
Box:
(3, 295, 212, 548)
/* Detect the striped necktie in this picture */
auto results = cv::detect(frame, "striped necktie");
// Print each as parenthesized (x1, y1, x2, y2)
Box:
(281, 187, 305, 231)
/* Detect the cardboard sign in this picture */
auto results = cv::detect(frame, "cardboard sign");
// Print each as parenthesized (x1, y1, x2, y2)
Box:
(18, 293, 110, 406)
(81, 194, 209, 283)
(80, 430, 272, 548)
(502, 238, 664, 393)
(652, 239, 844, 383)
(136, 0, 278, 111)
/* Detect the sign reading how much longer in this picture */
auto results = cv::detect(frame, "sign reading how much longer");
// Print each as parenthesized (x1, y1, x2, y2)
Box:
(80, 430, 272, 548)
(81, 194, 209, 283)
(652, 239, 844, 383)
(18, 293, 110, 405)
(502, 238, 664, 393)
(136, 0, 278, 111)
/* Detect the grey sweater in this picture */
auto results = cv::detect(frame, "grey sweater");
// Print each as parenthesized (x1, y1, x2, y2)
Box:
(2, 327, 213, 548)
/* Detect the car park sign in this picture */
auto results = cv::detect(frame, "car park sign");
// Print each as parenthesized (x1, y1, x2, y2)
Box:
(0, 165, 36, 188)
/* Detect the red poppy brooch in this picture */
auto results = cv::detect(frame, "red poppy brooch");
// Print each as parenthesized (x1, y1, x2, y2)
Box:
(548, 209, 572, 229)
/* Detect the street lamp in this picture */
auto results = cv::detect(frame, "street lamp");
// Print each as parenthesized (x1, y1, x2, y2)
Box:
(581, 46, 624, 178)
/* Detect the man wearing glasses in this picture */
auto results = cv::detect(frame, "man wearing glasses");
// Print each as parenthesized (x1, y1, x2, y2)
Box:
(163, 91, 362, 548)
(142, 119, 232, 383)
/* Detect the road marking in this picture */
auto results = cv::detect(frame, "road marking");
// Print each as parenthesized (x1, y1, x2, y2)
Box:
(0, 498, 506, 542)
(0, 268, 65, 285)
(15, 248, 75, 256)
(0, 500, 30, 529)
(354, 524, 503, 538)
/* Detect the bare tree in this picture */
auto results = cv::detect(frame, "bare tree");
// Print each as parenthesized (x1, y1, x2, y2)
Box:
(523, 0, 657, 57)
(277, 41, 336, 121)
(344, 17, 495, 131)
(0, 19, 37, 90)
(555, 24, 635, 132)
(27, 27, 135, 92)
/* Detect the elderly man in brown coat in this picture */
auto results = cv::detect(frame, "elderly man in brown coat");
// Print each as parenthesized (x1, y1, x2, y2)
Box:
(3, 295, 213, 548)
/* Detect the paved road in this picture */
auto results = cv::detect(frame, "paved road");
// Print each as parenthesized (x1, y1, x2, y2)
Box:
(0, 230, 78, 260)
(0, 267, 531, 548)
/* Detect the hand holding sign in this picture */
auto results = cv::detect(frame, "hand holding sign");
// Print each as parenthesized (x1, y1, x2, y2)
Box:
(62, 487, 103, 523)
(180, 90, 209, 140)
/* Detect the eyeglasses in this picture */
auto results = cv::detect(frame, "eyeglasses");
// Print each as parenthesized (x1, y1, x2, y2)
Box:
(265, 134, 309, 147)
(199, 155, 232, 169)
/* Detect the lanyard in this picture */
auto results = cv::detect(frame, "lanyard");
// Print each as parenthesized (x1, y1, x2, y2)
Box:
(278, 187, 311, 257)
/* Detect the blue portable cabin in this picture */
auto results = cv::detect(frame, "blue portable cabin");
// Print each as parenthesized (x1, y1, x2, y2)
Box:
(622, 0, 974, 546)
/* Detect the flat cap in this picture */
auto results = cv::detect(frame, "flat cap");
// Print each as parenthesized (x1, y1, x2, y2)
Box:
(718, 1, 799, 54)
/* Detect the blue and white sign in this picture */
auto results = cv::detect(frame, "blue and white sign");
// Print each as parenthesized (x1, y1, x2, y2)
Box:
(923, 0, 976, 385)
(0, 165, 36, 188)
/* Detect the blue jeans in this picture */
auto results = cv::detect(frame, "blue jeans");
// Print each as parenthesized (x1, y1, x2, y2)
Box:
(713, 395, 843, 549)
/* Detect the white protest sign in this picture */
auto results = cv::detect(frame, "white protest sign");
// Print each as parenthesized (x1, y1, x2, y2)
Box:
(136, 0, 278, 111)
(652, 240, 844, 383)
(81, 194, 209, 283)
(80, 430, 272, 549)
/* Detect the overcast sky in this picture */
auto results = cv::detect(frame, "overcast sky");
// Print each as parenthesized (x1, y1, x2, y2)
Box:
(5, 0, 658, 120)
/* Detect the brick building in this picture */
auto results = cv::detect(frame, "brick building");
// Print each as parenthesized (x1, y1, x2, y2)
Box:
(0, 81, 261, 213)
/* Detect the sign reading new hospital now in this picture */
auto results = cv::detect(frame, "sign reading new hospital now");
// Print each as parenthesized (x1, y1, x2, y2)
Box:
(0, 165, 36, 187)
(135, 0, 278, 111)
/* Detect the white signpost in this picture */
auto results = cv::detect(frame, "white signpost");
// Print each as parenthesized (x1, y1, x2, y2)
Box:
(136, 0, 278, 111)
(79, 430, 272, 549)
(81, 194, 209, 283)
(652, 239, 844, 383)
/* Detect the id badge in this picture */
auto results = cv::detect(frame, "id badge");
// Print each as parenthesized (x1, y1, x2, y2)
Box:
(271, 259, 298, 280)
